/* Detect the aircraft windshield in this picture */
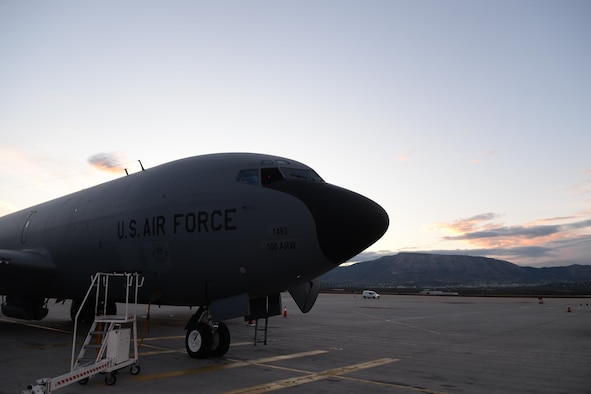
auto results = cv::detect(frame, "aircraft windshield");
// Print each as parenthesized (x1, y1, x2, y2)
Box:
(237, 167, 324, 187)
(280, 168, 323, 182)
(236, 169, 259, 186)
(261, 167, 283, 185)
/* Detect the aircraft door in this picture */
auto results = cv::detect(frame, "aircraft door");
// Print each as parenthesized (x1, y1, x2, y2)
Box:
(21, 211, 37, 244)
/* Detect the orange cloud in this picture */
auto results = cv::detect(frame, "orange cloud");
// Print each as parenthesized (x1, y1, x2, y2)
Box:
(397, 151, 411, 162)
(437, 212, 500, 235)
(438, 213, 591, 253)
(87, 152, 127, 174)
(468, 150, 497, 164)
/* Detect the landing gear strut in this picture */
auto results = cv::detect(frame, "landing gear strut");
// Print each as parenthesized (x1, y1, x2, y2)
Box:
(185, 307, 230, 358)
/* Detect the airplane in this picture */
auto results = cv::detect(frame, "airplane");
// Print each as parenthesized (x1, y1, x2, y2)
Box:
(0, 153, 388, 359)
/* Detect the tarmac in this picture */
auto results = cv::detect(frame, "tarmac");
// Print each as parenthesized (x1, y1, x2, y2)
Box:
(1, 293, 590, 393)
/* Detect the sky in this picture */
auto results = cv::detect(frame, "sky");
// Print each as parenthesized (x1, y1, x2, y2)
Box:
(1, 1, 590, 268)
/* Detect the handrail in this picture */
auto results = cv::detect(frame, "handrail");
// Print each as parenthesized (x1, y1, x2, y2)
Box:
(71, 273, 100, 371)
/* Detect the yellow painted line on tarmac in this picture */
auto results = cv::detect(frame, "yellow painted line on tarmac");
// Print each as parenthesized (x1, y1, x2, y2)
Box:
(230, 341, 252, 347)
(139, 343, 184, 356)
(133, 350, 328, 381)
(139, 340, 253, 357)
(244, 351, 328, 363)
(140, 335, 185, 341)
(140, 335, 249, 346)
(0, 317, 71, 334)
(236, 356, 445, 393)
(223, 358, 398, 394)
(384, 320, 441, 335)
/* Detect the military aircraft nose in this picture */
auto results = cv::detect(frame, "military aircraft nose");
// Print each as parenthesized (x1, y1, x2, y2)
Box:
(307, 184, 389, 264)
(266, 181, 389, 264)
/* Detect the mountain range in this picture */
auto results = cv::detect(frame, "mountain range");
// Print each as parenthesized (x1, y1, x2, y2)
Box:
(321, 253, 591, 288)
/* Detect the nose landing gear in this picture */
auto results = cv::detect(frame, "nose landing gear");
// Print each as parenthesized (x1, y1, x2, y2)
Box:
(185, 307, 230, 358)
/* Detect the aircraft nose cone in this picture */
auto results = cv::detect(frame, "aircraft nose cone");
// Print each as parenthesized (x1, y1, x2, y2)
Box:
(266, 181, 389, 264)
(308, 184, 389, 264)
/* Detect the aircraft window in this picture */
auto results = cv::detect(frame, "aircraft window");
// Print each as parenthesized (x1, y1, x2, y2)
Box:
(252, 167, 323, 186)
(260, 159, 291, 165)
(261, 167, 284, 185)
(236, 169, 259, 186)
(280, 168, 324, 182)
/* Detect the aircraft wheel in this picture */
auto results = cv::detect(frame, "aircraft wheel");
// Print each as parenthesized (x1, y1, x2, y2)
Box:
(185, 322, 212, 358)
(130, 363, 141, 375)
(210, 322, 231, 358)
(105, 373, 116, 385)
(78, 377, 89, 385)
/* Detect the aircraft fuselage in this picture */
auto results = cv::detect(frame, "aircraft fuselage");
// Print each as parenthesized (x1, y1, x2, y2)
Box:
(0, 153, 388, 309)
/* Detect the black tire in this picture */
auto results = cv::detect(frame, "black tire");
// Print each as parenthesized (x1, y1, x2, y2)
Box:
(210, 322, 231, 358)
(105, 373, 116, 385)
(130, 364, 141, 375)
(185, 322, 212, 358)
(78, 377, 89, 385)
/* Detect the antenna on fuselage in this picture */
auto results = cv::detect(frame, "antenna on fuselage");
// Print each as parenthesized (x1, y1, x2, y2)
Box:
(138, 160, 145, 171)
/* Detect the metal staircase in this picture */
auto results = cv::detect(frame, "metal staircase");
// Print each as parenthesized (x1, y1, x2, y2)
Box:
(23, 272, 144, 393)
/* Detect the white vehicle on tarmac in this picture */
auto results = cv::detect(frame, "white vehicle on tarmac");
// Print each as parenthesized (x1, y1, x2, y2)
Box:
(362, 290, 380, 299)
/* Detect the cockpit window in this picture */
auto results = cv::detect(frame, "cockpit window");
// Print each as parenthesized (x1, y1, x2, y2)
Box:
(261, 167, 284, 185)
(236, 169, 259, 186)
(238, 166, 324, 187)
(280, 168, 324, 182)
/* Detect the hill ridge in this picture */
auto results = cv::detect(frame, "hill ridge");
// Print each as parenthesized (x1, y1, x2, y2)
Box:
(321, 252, 591, 288)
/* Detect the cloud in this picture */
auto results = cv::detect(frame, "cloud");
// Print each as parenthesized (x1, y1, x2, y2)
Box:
(529, 216, 576, 224)
(0, 148, 125, 216)
(439, 212, 500, 234)
(564, 219, 591, 230)
(360, 204, 591, 268)
(396, 151, 412, 162)
(422, 246, 553, 260)
(443, 224, 561, 241)
(433, 213, 591, 266)
(469, 150, 498, 164)
(87, 152, 127, 174)
(442, 219, 591, 242)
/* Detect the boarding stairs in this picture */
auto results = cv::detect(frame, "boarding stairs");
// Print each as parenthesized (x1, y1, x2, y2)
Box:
(23, 272, 144, 393)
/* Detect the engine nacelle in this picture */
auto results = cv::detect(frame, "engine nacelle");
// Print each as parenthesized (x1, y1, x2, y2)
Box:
(1, 296, 48, 320)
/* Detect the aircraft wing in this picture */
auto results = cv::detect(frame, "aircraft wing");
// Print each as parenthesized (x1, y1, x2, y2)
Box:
(0, 249, 57, 290)
(0, 249, 57, 320)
